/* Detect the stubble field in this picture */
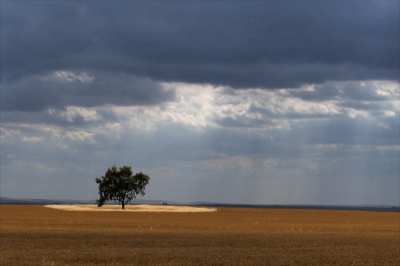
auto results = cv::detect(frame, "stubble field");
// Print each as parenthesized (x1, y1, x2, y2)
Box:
(0, 205, 399, 266)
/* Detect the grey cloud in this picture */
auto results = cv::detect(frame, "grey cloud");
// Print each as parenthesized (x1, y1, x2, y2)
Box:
(248, 104, 332, 120)
(1, 97, 398, 205)
(284, 116, 400, 146)
(336, 101, 392, 111)
(215, 103, 332, 130)
(70, 122, 302, 162)
(2, 116, 398, 204)
(2, 1, 398, 90)
(288, 81, 394, 102)
(0, 108, 119, 128)
(203, 127, 302, 159)
(214, 116, 275, 128)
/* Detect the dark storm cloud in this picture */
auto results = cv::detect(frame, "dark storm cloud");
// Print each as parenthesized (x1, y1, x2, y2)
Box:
(1, 72, 175, 112)
(2, 1, 399, 92)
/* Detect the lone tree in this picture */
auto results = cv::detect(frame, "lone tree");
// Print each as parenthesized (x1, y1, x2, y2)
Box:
(95, 165, 150, 210)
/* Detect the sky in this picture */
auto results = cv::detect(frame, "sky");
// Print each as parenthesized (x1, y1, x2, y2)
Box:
(1, 1, 399, 205)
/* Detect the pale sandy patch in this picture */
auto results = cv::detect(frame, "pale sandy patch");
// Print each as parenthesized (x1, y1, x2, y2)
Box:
(44, 204, 217, 212)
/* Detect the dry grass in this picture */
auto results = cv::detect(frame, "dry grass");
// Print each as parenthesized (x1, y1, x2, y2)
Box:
(44, 204, 217, 212)
(1, 205, 399, 266)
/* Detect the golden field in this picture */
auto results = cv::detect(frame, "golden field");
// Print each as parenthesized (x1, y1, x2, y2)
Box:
(0, 205, 399, 266)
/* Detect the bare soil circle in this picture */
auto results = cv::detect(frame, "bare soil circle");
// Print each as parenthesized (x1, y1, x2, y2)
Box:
(44, 204, 217, 212)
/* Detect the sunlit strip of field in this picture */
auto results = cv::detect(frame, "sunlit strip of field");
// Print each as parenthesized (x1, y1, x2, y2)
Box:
(1, 205, 399, 266)
(44, 204, 217, 212)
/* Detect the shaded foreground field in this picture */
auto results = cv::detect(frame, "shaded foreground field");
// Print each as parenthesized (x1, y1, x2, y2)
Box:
(1, 205, 399, 266)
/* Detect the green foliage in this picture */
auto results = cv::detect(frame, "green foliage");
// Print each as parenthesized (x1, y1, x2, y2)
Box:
(95, 165, 150, 209)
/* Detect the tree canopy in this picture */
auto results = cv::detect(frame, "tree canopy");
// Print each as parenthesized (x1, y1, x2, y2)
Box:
(95, 165, 150, 209)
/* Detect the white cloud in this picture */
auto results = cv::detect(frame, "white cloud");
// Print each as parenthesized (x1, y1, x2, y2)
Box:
(40, 71, 93, 83)
(383, 111, 396, 117)
(309, 144, 338, 149)
(63, 106, 99, 122)
(65, 131, 94, 142)
(29, 162, 66, 173)
(345, 108, 368, 118)
(375, 145, 400, 151)
(308, 163, 318, 170)
(21, 136, 45, 142)
(201, 156, 254, 172)
(263, 159, 279, 168)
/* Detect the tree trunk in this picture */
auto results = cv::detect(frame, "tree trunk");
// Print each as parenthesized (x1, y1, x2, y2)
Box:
(122, 201, 125, 210)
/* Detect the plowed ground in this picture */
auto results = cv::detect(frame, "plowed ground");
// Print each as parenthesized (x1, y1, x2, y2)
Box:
(1, 205, 399, 266)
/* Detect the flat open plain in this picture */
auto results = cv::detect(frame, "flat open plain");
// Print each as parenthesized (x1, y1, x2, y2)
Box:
(1, 205, 399, 266)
